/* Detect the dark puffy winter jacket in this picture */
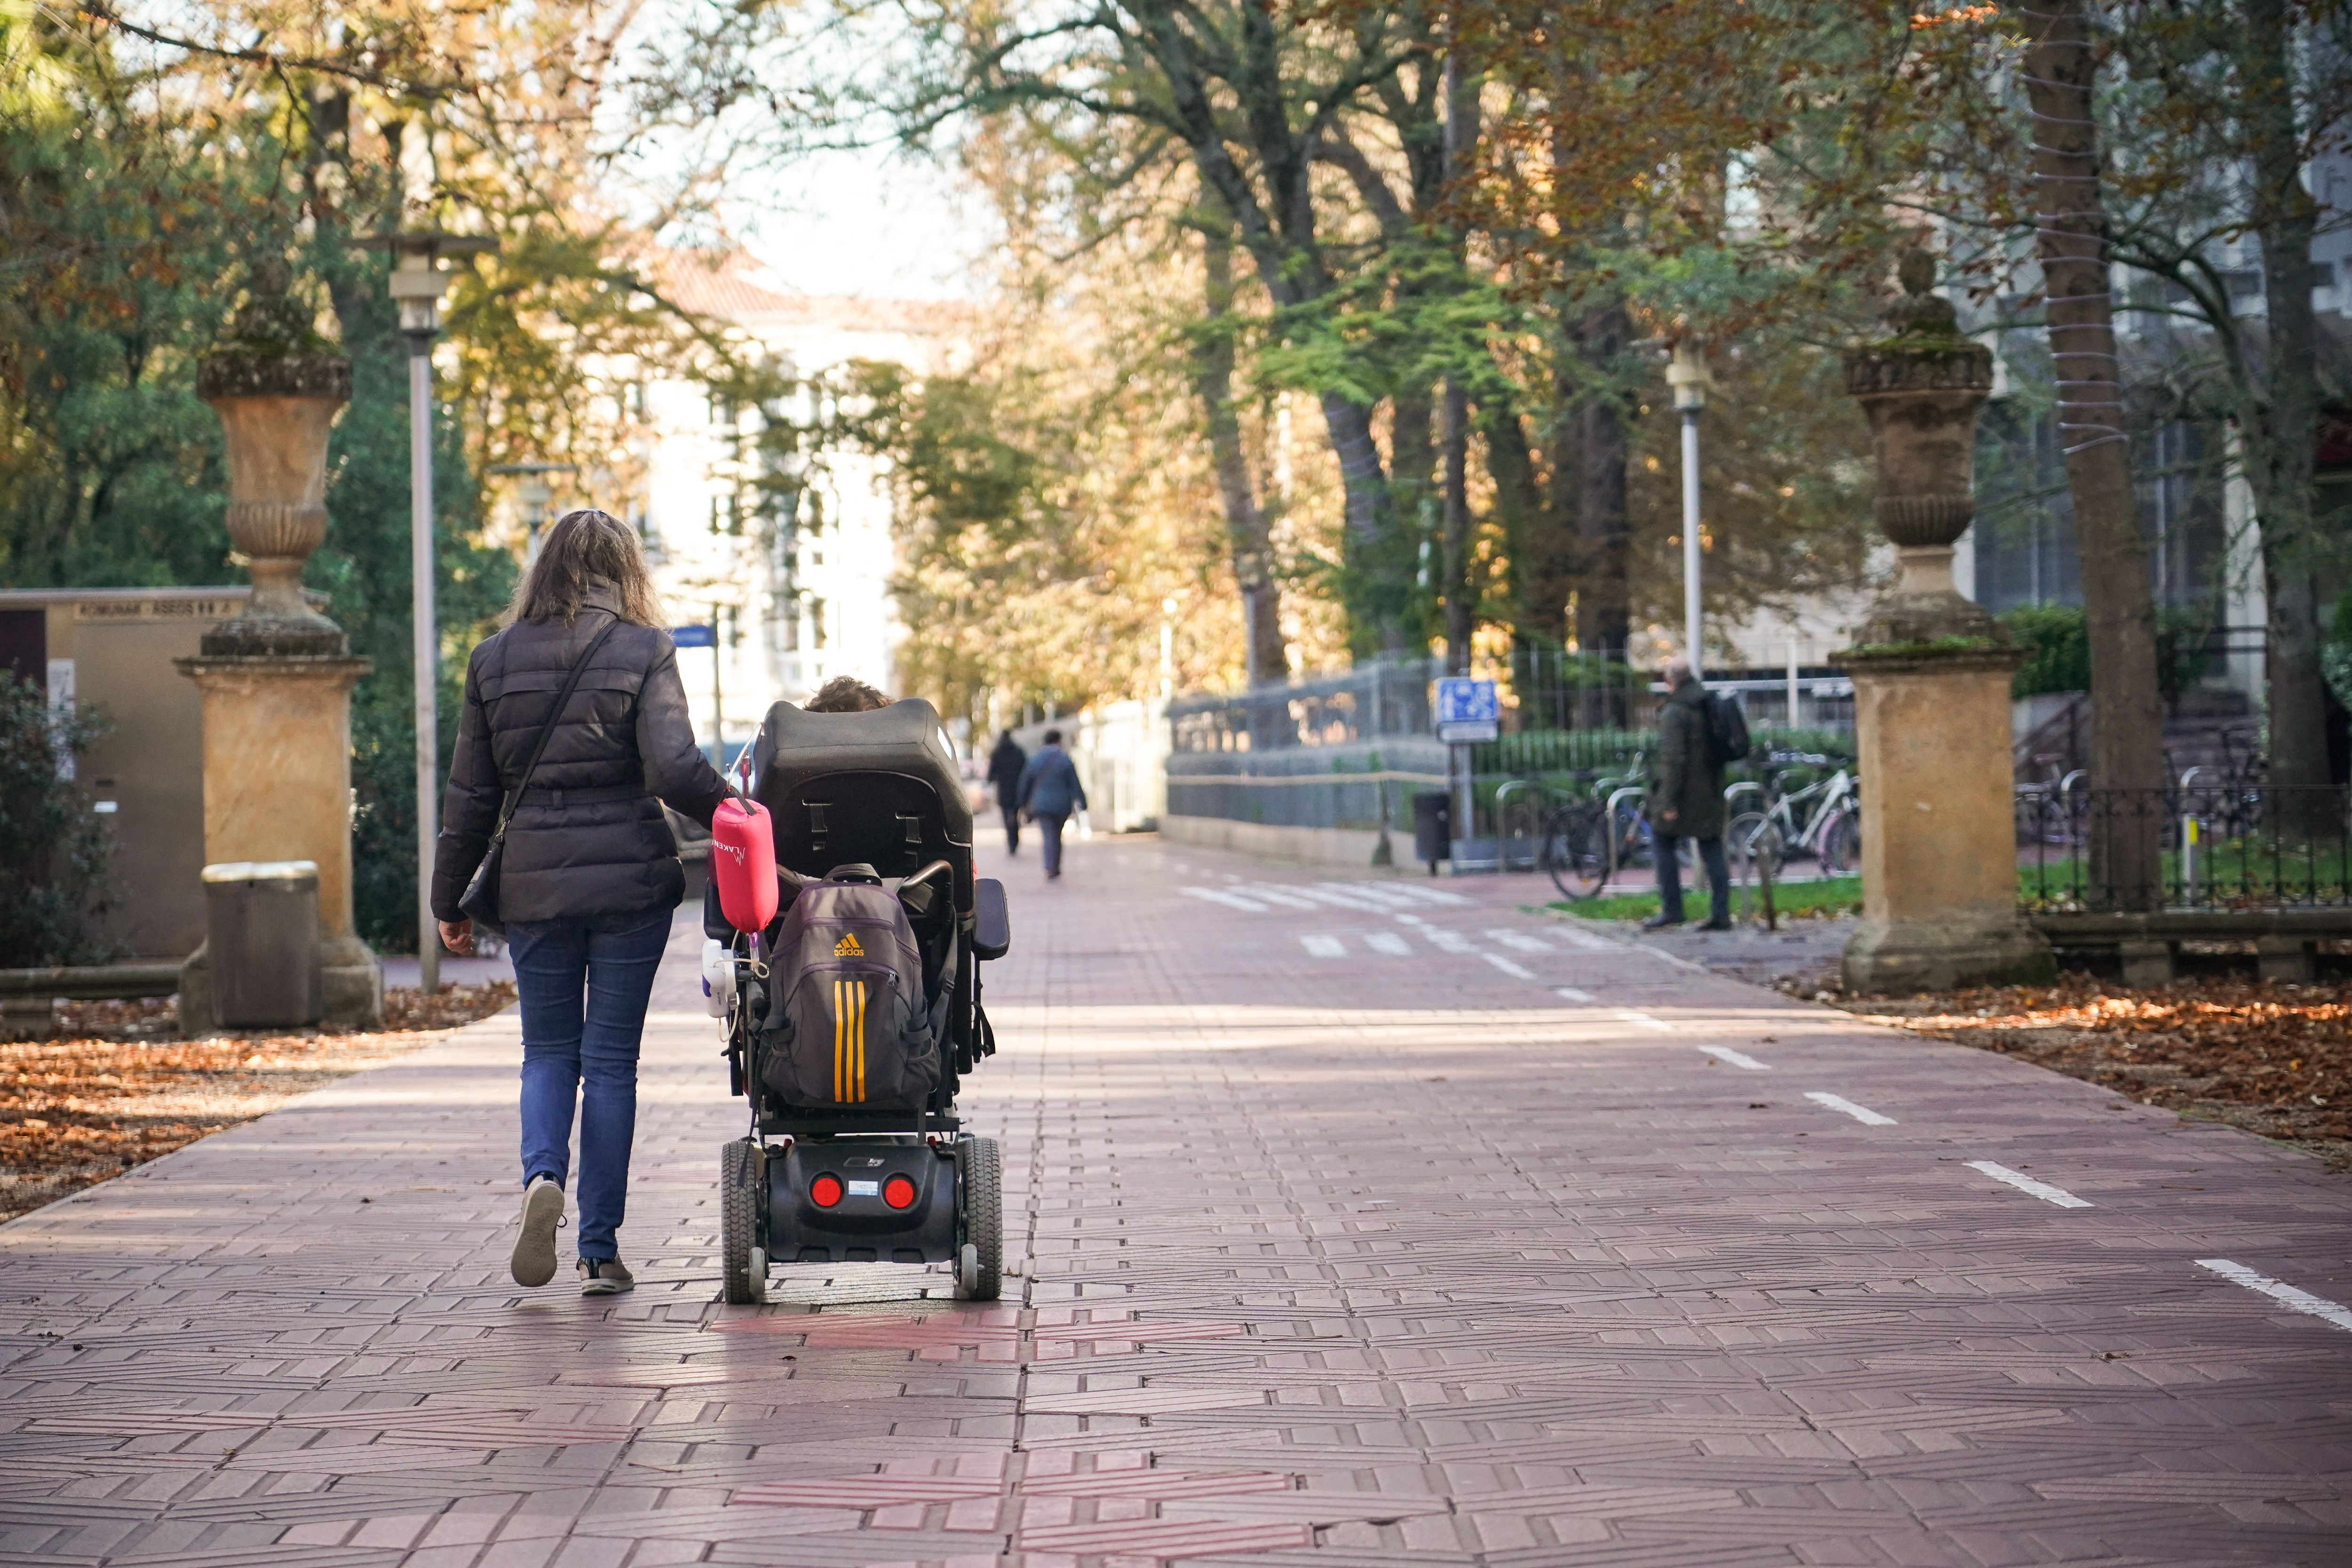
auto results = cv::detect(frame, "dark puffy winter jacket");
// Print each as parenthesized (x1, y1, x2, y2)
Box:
(430, 582, 730, 927)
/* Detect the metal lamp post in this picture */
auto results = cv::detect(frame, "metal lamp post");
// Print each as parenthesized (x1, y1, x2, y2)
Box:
(1666, 342, 1711, 674)
(357, 231, 494, 992)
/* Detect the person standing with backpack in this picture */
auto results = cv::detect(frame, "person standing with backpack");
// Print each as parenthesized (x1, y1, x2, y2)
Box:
(432, 509, 731, 1296)
(1646, 656, 1735, 931)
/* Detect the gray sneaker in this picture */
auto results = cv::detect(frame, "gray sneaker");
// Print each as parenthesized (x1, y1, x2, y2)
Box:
(579, 1258, 634, 1296)
(510, 1176, 564, 1287)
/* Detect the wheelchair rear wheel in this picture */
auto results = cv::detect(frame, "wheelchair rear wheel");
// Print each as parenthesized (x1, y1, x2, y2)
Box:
(955, 1135, 1003, 1302)
(720, 1138, 764, 1305)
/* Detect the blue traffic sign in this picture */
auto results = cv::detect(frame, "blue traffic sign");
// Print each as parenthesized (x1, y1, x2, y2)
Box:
(1435, 677, 1499, 724)
(671, 624, 716, 648)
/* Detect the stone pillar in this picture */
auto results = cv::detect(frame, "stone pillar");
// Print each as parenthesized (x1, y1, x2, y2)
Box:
(1836, 253, 2054, 994)
(176, 263, 381, 1031)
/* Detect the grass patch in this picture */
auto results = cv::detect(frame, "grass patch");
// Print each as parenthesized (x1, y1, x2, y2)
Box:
(1552, 875, 1864, 924)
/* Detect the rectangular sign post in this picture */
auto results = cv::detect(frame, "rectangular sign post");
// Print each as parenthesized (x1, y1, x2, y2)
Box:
(1433, 677, 1500, 873)
(670, 624, 717, 648)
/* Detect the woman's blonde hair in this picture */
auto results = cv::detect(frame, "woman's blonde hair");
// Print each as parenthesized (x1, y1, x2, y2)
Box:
(509, 509, 663, 627)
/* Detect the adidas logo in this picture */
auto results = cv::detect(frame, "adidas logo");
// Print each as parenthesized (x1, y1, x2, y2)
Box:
(833, 932, 864, 957)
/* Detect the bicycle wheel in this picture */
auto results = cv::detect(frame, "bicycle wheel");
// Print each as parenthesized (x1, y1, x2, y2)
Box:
(1729, 810, 1784, 880)
(1817, 808, 1860, 876)
(1542, 806, 1608, 899)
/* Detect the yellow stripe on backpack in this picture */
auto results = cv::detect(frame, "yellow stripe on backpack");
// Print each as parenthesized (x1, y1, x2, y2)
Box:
(832, 976, 867, 1104)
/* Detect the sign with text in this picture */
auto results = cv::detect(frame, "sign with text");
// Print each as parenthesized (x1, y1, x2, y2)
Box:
(1434, 677, 1499, 744)
(671, 624, 717, 649)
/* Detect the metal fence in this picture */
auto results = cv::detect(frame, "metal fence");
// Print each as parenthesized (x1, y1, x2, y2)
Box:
(2017, 786, 2352, 911)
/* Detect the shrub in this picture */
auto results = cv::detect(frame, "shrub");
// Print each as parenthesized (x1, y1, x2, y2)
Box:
(2003, 605, 2090, 697)
(0, 673, 117, 967)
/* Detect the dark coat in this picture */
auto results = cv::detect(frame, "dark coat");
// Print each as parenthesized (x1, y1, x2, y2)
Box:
(987, 734, 1027, 797)
(431, 584, 729, 927)
(1016, 744, 1087, 817)
(1653, 678, 1726, 840)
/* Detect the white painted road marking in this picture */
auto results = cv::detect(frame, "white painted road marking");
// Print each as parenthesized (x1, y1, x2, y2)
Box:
(1300, 934, 1346, 958)
(1482, 928, 1554, 953)
(1420, 929, 1475, 954)
(1180, 886, 1270, 913)
(1285, 885, 1392, 912)
(1243, 884, 1328, 910)
(1966, 1161, 2091, 1208)
(2198, 1259, 2352, 1333)
(1700, 1045, 1770, 1070)
(1805, 1091, 1896, 1126)
(1556, 987, 1596, 1003)
(1618, 1010, 1675, 1033)
(1364, 932, 1412, 957)
(1484, 954, 1537, 980)
(1364, 883, 1470, 907)
(1547, 923, 1620, 952)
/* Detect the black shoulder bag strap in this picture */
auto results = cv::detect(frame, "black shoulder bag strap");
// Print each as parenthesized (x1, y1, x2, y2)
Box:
(459, 619, 621, 931)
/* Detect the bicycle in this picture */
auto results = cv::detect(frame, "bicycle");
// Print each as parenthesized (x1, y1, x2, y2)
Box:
(1728, 752, 1860, 879)
(1536, 758, 1662, 900)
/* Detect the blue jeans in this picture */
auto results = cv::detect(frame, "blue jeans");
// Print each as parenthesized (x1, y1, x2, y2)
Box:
(1656, 832, 1731, 925)
(508, 910, 671, 1260)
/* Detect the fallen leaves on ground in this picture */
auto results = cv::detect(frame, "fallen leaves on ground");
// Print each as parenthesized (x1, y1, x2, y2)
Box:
(3, 981, 516, 1220)
(1845, 975, 2352, 1165)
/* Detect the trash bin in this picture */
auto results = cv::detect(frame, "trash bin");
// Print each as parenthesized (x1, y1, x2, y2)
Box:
(203, 860, 323, 1028)
(1411, 791, 1451, 875)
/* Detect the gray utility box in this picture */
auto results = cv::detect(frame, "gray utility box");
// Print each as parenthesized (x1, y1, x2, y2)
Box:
(203, 860, 323, 1028)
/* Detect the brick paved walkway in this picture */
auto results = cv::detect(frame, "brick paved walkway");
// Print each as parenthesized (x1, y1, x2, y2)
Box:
(6, 833, 2352, 1566)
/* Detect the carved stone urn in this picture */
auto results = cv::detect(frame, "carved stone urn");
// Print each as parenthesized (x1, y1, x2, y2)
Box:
(176, 261, 381, 1029)
(193, 260, 356, 656)
(1835, 252, 2053, 995)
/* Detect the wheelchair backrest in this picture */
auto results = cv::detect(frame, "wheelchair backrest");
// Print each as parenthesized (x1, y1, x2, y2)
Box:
(747, 697, 973, 917)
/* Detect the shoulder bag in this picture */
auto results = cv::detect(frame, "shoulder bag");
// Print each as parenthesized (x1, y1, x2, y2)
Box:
(458, 620, 621, 936)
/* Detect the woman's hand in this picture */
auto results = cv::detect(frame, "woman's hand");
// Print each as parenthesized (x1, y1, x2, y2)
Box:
(438, 918, 476, 957)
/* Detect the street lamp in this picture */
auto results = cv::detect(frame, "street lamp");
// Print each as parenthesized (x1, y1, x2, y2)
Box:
(1666, 341, 1711, 675)
(356, 230, 494, 993)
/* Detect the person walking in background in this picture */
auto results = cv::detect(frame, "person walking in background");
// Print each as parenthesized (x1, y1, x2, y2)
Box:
(1016, 728, 1087, 881)
(987, 728, 1027, 854)
(433, 509, 730, 1296)
(1646, 655, 1732, 931)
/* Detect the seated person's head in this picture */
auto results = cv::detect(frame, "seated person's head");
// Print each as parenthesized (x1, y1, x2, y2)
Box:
(806, 676, 890, 713)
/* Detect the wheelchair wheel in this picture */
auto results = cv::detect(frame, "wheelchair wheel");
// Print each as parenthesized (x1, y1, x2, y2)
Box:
(720, 1138, 764, 1305)
(955, 1135, 1003, 1302)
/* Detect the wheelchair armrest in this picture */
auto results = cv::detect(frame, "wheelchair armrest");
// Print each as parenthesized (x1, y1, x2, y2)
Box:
(973, 876, 1011, 961)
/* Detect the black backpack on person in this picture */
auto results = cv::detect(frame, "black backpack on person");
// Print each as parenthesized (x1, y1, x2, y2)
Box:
(755, 864, 951, 1111)
(1704, 692, 1752, 769)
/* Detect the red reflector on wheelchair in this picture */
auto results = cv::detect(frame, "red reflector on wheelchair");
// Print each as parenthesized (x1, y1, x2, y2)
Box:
(810, 1174, 843, 1207)
(883, 1175, 918, 1210)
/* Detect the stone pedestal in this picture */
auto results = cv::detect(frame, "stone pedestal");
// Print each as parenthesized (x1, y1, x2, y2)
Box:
(1842, 647, 2054, 993)
(1836, 251, 2054, 994)
(175, 263, 380, 1031)
(176, 655, 379, 1029)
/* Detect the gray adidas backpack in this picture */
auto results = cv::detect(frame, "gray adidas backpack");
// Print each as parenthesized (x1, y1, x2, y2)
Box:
(757, 865, 946, 1110)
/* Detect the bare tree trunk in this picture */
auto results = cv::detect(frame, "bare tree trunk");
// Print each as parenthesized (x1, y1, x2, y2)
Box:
(1439, 45, 1477, 676)
(1194, 227, 1287, 687)
(1575, 306, 1632, 667)
(2023, 0, 2166, 908)
(1441, 382, 1472, 673)
(1483, 400, 1574, 646)
(2238, 0, 2329, 805)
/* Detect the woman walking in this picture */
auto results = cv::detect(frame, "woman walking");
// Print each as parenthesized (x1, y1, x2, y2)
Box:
(432, 509, 729, 1294)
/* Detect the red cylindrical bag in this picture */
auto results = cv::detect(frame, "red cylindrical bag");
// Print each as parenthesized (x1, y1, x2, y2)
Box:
(710, 796, 779, 933)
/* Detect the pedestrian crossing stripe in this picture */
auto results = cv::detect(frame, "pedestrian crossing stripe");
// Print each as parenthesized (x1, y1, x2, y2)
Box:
(833, 977, 866, 1101)
(833, 932, 864, 957)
